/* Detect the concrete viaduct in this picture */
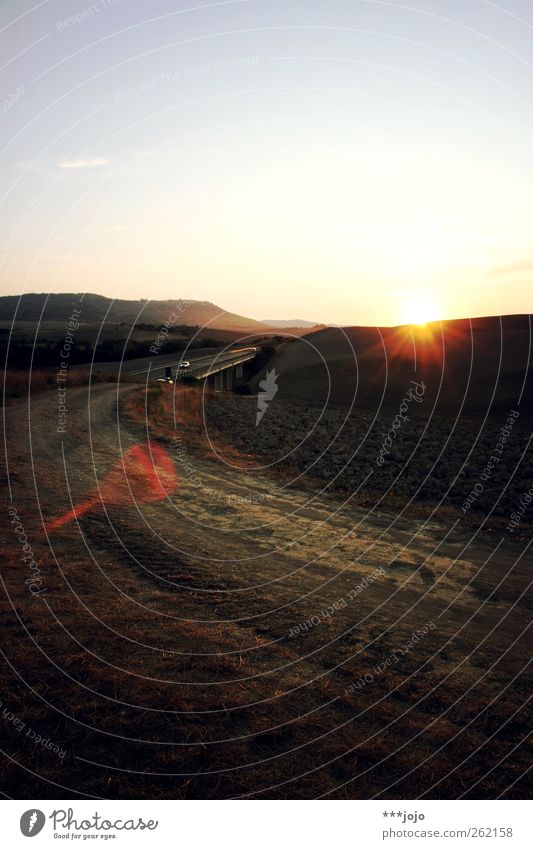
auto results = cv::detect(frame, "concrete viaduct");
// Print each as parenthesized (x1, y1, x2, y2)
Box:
(173, 348, 257, 391)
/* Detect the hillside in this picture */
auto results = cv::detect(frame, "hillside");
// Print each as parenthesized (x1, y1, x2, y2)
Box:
(258, 314, 533, 416)
(261, 318, 322, 328)
(0, 293, 266, 331)
(205, 313, 533, 527)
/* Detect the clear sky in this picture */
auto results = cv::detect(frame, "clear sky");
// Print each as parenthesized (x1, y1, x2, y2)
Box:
(1, 0, 532, 325)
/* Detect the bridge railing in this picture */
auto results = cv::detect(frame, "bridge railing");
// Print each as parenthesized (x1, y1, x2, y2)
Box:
(175, 350, 256, 381)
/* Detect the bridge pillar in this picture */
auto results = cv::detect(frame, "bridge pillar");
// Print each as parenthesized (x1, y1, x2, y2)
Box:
(214, 372, 223, 392)
(225, 368, 234, 390)
(235, 363, 243, 379)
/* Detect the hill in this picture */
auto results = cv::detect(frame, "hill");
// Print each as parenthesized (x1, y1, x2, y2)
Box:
(206, 313, 533, 526)
(261, 318, 322, 328)
(256, 314, 533, 416)
(0, 293, 266, 331)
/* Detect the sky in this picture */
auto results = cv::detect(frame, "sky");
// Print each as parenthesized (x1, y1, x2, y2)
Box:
(0, 0, 532, 326)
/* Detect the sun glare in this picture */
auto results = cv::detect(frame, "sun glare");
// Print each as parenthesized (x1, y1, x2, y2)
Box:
(401, 295, 441, 326)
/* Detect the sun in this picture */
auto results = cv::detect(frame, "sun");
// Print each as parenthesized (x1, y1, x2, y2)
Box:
(401, 294, 441, 326)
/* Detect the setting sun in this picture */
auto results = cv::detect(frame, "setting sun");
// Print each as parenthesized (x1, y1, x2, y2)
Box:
(401, 294, 441, 326)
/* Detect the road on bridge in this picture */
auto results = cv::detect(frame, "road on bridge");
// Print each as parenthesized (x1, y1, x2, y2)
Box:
(72, 346, 257, 381)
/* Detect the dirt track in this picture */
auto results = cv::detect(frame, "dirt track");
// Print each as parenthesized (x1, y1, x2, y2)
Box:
(1, 382, 531, 799)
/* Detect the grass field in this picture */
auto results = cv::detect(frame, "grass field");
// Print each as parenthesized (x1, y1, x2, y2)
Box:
(2, 379, 529, 799)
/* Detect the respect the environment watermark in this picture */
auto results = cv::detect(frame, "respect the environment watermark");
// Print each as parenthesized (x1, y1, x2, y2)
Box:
(172, 434, 273, 507)
(55, 0, 123, 30)
(1, 85, 24, 117)
(113, 57, 260, 101)
(3, 138, 105, 254)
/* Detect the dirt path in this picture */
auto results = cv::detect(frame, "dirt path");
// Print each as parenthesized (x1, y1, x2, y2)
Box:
(1, 383, 531, 799)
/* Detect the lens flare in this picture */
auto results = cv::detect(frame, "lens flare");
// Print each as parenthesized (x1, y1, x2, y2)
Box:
(45, 442, 177, 533)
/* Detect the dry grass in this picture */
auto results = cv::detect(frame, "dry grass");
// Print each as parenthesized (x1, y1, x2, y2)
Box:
(1, 368, 131, 402)
(123, 382, 255, 467)
(1, 382, 530, 800)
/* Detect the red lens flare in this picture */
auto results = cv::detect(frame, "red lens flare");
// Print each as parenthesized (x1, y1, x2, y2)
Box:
(45, 442, 177, 534)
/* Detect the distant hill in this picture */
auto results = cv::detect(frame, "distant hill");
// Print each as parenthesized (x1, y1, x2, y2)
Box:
(261, 319, 322, 328)
(0, 293, 266, 331)
(257, 314, 533, 416)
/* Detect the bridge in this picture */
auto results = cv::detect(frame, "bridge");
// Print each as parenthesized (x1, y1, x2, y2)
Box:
(174, 347, 257, 390)
(75, 346, 258, 390)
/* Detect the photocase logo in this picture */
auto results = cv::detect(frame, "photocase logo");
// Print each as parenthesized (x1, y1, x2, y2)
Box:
(20, 810, 46, 837)
(256, 368, 279, 425)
